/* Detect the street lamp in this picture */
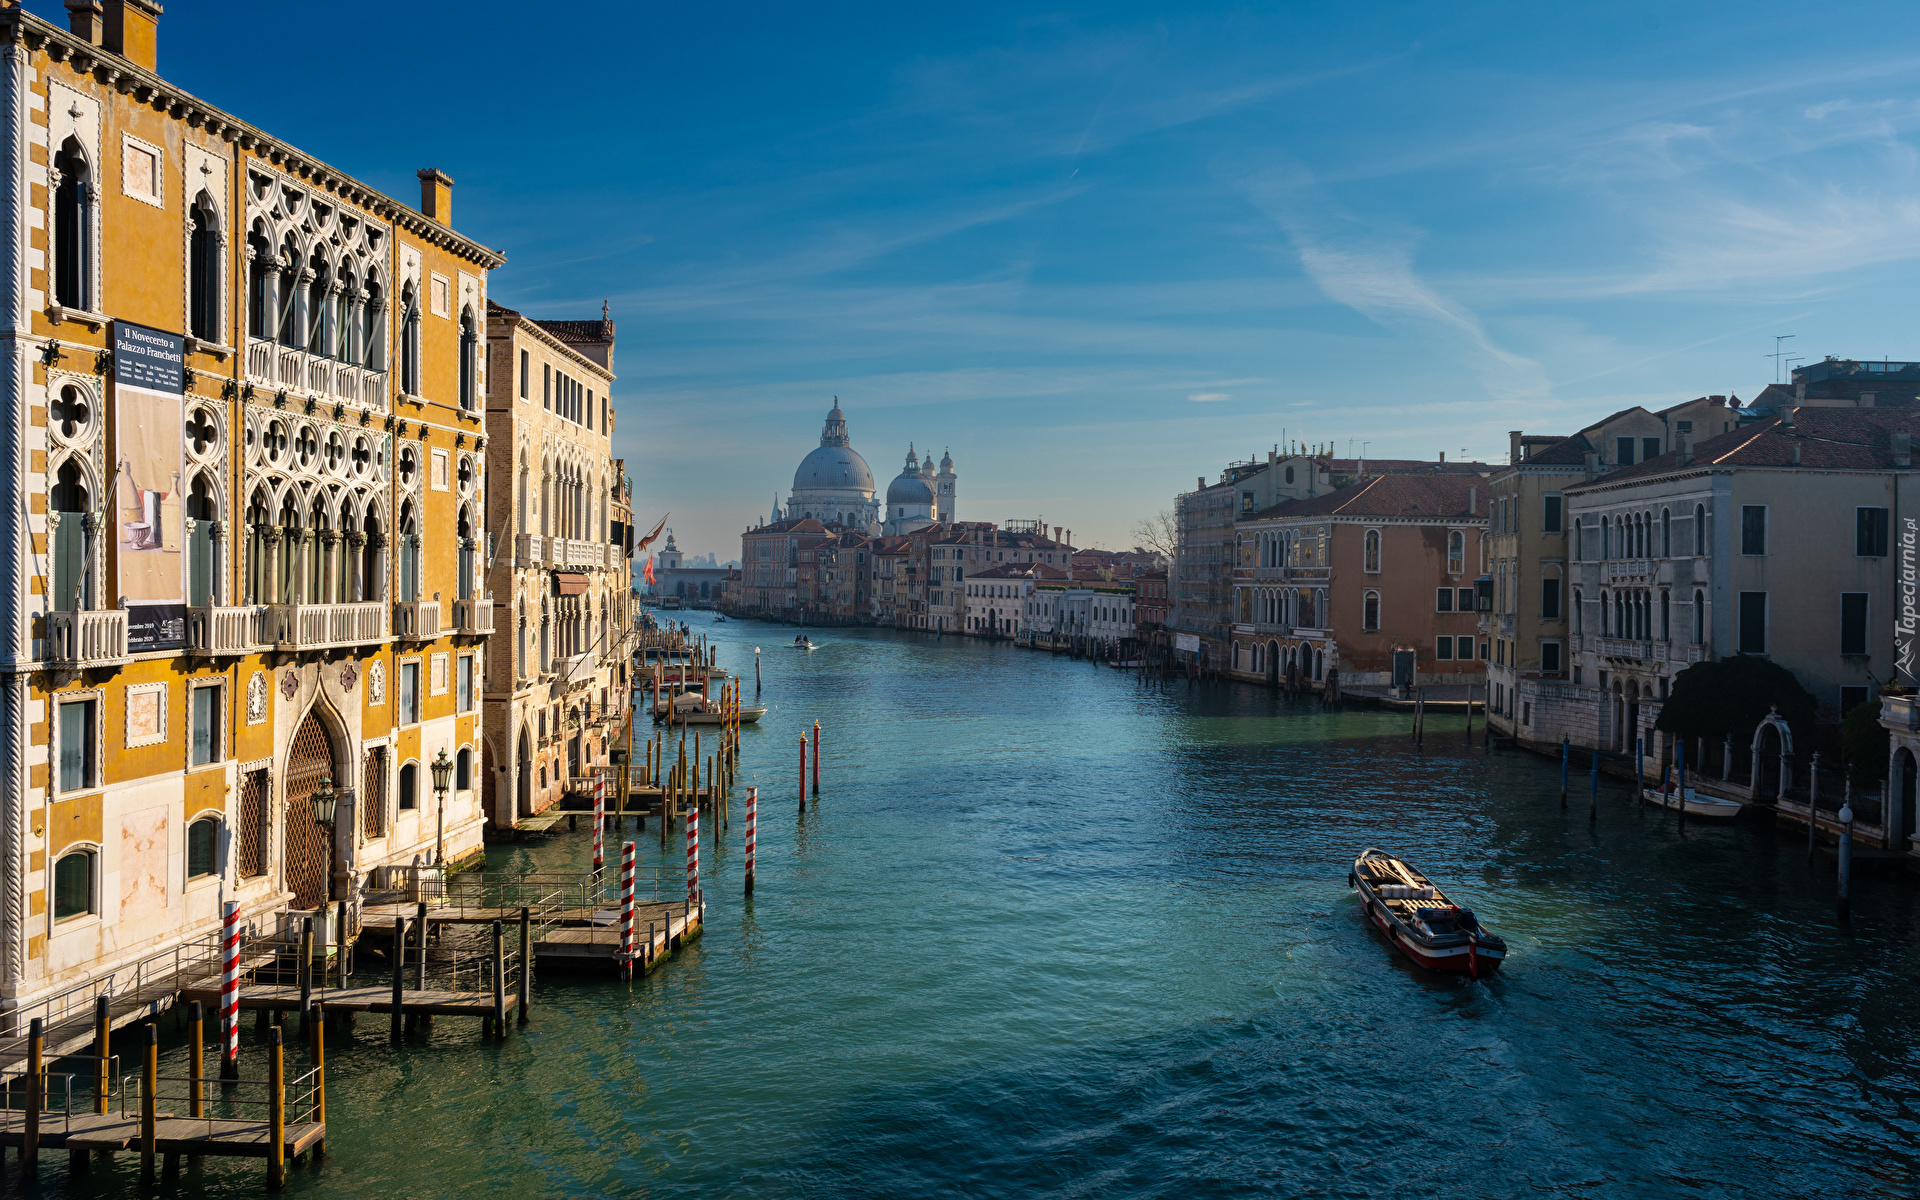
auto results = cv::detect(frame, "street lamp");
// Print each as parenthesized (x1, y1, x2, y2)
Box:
(310, 775, 338, 904)
(430, 748, 453, 865)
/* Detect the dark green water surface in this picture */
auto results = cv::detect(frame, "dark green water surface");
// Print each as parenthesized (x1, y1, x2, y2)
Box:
(28, 620, 1920, 1197)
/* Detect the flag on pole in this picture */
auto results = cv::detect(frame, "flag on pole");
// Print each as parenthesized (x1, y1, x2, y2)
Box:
(636, 514, 670, 551)
(643, 554, 656, 585)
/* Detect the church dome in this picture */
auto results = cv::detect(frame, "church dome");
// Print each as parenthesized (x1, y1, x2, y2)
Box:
(793, 444, 875, 493)
(887, 471, 935, 506)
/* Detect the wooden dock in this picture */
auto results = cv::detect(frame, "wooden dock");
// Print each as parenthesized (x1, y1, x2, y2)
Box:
(0, 1111, 323, 1158)
(534, 899, 702, 970)
(179, 983, 518, 1019)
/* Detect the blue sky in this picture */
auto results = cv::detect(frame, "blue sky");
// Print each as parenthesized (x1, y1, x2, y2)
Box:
(114, 0, 1920, 558)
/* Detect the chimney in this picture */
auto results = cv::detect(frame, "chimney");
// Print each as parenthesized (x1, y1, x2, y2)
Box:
(1508, 430, 1523, 464)
(1677, 434, 1693, 466)
(1862, 392, 1877, 407)
(1439, 450, 1446, 463)
(1895, 429, 1912, 469)
(417, 168, 455, 225)
(100, 0, 160, 69)
(1789, 443, 1801, 466)
(1584, 451, 1600, 482)
(1468, 487, 1476, 515)
(1197, 476, 1206, 490)
(65, 0, 103, 44)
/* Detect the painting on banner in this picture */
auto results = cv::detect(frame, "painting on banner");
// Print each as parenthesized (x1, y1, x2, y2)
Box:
(112, 320, 186, 652)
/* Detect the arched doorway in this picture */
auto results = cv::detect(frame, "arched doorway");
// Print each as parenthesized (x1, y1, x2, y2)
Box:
(283, 711, 336, 910)
(518, 726, 534, 817)
(1899, 748, 1917, 844)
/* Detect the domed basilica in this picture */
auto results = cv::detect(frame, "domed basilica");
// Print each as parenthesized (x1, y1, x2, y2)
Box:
(775, 402, 955, 536)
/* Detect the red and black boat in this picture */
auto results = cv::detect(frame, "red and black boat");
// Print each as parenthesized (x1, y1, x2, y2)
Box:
(1349, 848, 1505, 977)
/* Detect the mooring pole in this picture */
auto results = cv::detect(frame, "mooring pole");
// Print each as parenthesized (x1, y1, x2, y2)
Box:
(390, 915, 406, 1041)
(745, 785, 758, 898)
(518, 906, 532, 1024)
(798, 736, 808, 811)
(812, 720, 821, 792)
(267, 1028, 286, 1189)
(24, 1017, 42, 1170)
(1560, 736, 1569, 807)
(1839, 798, 1855, 922)
(309, 1001, 327, 1156)
(1591, 743, 1599, 806)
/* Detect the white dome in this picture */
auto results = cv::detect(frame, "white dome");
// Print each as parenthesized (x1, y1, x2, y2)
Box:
(887, 472, 934, 505)
(793, 445, 875, 493)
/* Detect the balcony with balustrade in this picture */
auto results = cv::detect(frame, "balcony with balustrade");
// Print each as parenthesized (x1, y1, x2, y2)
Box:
(265, 602, 387, 651)
(452, 598, 494, 635)
(393, 600, 441, 642)
(45, 610, 130, 668)
(245, 338, 389, 412)
(1571, 634, 1707, 666)
(187, 606, 265, 656)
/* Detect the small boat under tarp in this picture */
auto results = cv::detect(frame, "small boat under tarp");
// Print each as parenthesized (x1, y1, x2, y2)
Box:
(1641, 780, 1743, 819)
(1349, 848, 1506, 977)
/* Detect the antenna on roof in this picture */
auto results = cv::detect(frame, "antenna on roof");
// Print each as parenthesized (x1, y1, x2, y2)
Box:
(1767, 334, 1797, 384)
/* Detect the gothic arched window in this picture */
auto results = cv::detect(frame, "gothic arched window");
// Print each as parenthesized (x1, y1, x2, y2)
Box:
(53, 137, 92, 311)
(188, 193, 219, 341)
(458, 306, 478, 410)
(399, 283, 421, 396)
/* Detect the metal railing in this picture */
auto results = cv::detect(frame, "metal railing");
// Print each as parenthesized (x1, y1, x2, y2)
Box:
(0, 1056, 122, 1135)
(0, 931, 231, 1055)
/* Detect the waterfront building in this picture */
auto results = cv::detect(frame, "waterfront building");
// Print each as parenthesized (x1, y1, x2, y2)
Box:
(1545, 409, 1919, 793)
(1483, 397, 1731, 743)
(1135, 569, 1170, 639)
(965, 562, 1066, 636)
(482, 302, 632, 827)
(0, 1, 507, 1016)
(646, 531, 733, 605)
(1230, 476, 1487, 691)
(738, 518, 833, 619)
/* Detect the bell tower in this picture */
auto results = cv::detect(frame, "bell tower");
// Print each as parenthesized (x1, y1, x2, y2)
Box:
(936, 449, 956, 523)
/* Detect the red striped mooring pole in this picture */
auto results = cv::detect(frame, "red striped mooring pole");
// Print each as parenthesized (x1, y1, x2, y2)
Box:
(745, 786, 757, 897)
(593, 772, 605, 872)
(619, 841, 636, 978)
(220, 900, 240, 1078)
(686, 803, 700, 905)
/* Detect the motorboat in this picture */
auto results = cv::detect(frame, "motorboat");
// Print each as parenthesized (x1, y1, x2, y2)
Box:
(713, 615, 728, 623)
(791, 636, 815, 650)
(1349, 849, 1506, 977)
(1641, 780, 1743, 819)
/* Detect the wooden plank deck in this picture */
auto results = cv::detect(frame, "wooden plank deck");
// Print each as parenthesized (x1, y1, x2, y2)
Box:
(178, 984, 514, 1018)
(512, 811, 570, 833)
(151, 1118, 325, 1158)
(534, 901, 702, 968)
(0, 1111, 164, 1150)
(358, 903, 639, 930)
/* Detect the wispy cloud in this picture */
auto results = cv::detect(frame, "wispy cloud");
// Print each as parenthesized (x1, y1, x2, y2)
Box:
(1186, 392, 1231, 402)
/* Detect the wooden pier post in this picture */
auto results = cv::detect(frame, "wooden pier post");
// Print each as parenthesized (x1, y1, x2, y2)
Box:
(189, 1000, 205, 1119)
(756, 646, 761, 693)
(518, 906, 532, 1023)
(1811, 753, 1824, 858)
(267, 1028, 286, 1189)
(390, 915, 406, 1041)
(309, 1001, 326, 1156)
(24, 1017, 41, 1170)
(1590, 744, 1599, 806)
(93, 993, 111, 1114)
(491, 922, 507, 1037)
(812, 720, 820, 792)
(593, 772, 605, 872)
(139, 1023, 158, 1183)
(799, 736, 808, 811)
(415, 901, 428, 992)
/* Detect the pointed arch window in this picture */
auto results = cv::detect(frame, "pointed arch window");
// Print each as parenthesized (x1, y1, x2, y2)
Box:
(363, 279, 385, 369)
(458, 306, 478, 410)
(187, 472, 217, 606)
(188, 193, 220, 342)
(1363, 528, 1381, 573)
(247, 226, 274, 341)
(1693, 503, 1706, 556)
(50, 460, 90, 612)
(277, 236, 301, 345)
(399, 283, 421, 396)
(1693, 589, 1705, 644)
(53, 137, 93, 311)
(1447, 530, 1465, 575)
(398, 501, 420, 601)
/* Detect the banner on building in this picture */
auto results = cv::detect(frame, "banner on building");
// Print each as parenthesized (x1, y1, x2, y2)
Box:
(1174, 632, 1200, 654)
(112, 321, 186, 652)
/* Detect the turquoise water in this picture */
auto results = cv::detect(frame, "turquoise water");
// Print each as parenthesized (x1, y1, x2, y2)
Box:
(26, 620, 1920, 1197)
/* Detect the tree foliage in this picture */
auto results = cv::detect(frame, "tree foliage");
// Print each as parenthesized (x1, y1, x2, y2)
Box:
(1654, 655, 1817, 742)
(1842, 694, 1891, 785)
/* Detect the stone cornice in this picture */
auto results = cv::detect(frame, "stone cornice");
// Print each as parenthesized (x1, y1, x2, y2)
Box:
(6, 10, 506, 271)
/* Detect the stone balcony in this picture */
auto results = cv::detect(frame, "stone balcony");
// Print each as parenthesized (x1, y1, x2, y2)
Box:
(452, 598, 494, 635)
(1572, 635, 1707, 665)
(187, 606, 265, 655)
(246, 337, 389, 411)
(266, 601, 387, 651)
(45, 609, 130, 668)
(393, 600, 441, 642)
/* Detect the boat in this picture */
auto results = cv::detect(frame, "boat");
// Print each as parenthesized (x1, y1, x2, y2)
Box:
(655, 687, 766, 725)
(1349, 849, 1506, 977)
(790, 636, 815, 650)
(713, 615, 728, 623)
(1641, 782, 1743, 819)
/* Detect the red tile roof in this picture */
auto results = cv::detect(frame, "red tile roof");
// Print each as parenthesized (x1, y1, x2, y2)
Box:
(1248, 473, 1484, 521)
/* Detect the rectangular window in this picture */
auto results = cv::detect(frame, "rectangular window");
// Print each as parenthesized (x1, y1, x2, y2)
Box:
(1457, 587, 1475, 612)
(1541, 577, 1562, 620)
(457, 655, 474, 712)
(399, 662, 420, 725)
(1543, 494, 1563, 533)
(1495, 639, 1506, 666)
(1841, 592, 1869, 656)
(1435, 587, 1453, 612)
(519, 349, 529, 399)
(58, 698, 94, 792)
(1616, 436, 1635, 466)
(1642, 437, 1661, 462)
(543, 364, 551, 409)
(1436, 637, 1454, 660)
(1741, 506, 1767, 556)
(1738, 592, 1767, 654)
(1840, 685, 1870, 717)
(1858, 507, 1890, 557)
(190, 685, 219, 767)
(1541, 641, 1562, 673)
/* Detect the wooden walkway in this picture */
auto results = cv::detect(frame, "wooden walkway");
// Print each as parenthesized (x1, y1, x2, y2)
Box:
(179, 983, 516, 1019)
(534, 900, 702, 969)
(0, 952, 275, 1075)
(0, 1111, 323, 1158)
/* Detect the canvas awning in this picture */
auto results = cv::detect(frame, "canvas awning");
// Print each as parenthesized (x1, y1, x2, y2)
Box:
(554, 572, 590, 595)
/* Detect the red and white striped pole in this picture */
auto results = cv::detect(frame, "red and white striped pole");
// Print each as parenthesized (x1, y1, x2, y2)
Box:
(686, 803, 700, 905)
(812, 720, 820, 792)
(745, 786, 757, 897)
(592, 771, 605, 872)
(619, 841, 636, 978)
(220, 900, 240, 1078)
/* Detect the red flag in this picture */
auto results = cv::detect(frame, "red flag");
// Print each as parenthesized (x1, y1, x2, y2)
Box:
(643, 554, 656, 585)
(636, 514, 670, 551)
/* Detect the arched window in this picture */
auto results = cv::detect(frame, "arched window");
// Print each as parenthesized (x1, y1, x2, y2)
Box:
(1285, 466, 1295, 484)
(307, 250, 332, 357)
(187, 816, 220, 880)
(458, 306, 478, 410)
(187, 473, 217, 607)
(1600, 516, 1609, 561)
(1363, 590, 1380, 632)
(363, 279, 385, 369)
(1572, 589, 1583, 634)
(398, 761, 419, 810)
(1447, 530, 1465, 574)
(247, 226, 274, 340)
(398, 500, 420, 602)
(1660, 590, 1670, 642)
(337, 269, 359, 364)
(1574, 520, 1585, 561)
(1363, 529, 1381, 573)
(1694, 503, 1706, 556)
(188, 193, 219, 341)
(53, 848, 95, 920)
(1661, 508, 1671, 559)
(456, 507, 475, 601)
(50, 458, 89, 612)
(52, 137, 92, 311)
(1601, 592, 1610, 636)
(399, 282, 422, 396)
(456, 746, 473, 791)
(1693, 589, 1705, 644)
(277, 236, 301, 345)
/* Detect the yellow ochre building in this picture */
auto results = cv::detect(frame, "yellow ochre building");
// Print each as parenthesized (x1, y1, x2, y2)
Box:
(0, 0, 521, 1018)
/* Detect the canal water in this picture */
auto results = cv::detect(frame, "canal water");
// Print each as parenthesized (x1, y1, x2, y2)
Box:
(33, 620, 1920, 1197)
